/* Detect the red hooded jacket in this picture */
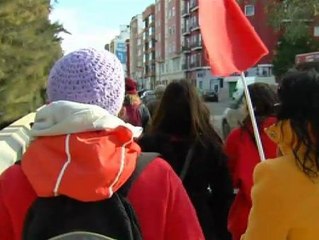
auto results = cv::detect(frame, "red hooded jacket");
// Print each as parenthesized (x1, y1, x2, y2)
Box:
(0, 101, 204, 240)
(225, 117, 278, 240)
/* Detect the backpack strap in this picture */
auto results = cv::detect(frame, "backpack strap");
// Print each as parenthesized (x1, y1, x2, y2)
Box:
(119, 152, 160, 197)
(179, 142, 196, 181)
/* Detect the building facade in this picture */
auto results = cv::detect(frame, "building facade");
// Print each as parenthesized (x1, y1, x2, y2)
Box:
(129, 15, 144, 83)
(142, 4, 156, 89)
(239, 0, 278, 64)
(126, 39, 130, 77)
(155, 0, 165, 84)
(108, 25, 130, 75)
(155, 0, 184, 85)
(182, 0, 221, 92)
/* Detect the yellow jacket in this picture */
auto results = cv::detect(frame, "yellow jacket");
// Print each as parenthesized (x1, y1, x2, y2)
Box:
(241, 120, 319, 240)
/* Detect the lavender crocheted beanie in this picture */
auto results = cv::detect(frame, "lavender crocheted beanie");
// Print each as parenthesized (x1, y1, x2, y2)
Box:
(47, 48, 125, 115)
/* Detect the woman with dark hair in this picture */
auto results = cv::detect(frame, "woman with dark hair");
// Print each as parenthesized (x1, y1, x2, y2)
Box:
(242, 70, 319, 240)
(138, 80, 233, 240)
(224, 83, 278, 240)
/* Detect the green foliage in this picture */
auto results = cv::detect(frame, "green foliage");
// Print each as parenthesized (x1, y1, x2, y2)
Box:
(0, 0, 64, 125)
(273, 36, 319, 78)
(266, 0, 319, 40)
(237, 0, 319, 40)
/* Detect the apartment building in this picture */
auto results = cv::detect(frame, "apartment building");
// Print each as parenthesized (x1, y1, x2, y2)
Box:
(108, 25, 130, 75)
(126, 39, 130, 77)
(155, 0, 184, 85)
(129, 14, 144, 83)
(142, 4, 156, 89)
(182, 0, 219, 91)
(241, 0, 319, 52)
(239, 0, 278, 64)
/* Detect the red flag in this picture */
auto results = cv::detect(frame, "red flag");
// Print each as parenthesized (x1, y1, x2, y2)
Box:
(199, 0, 269, 76)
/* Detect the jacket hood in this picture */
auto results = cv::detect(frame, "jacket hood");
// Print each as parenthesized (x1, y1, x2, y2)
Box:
(22, 101, 142, 202)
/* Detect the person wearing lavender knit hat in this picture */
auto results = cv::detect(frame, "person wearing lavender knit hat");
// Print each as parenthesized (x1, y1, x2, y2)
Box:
(0, 47, 204, 240)
(47, 48, 125, 116)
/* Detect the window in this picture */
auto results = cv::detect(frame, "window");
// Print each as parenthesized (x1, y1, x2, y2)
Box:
(173, 58, 180, 71)
(199, 81, 203, 89)
(314, 26, 319, 37)
(172, 7, 175, 17)
(245, 5, 255, 16)
(197, 72, 204, 78)
(151, 27, 155, 35)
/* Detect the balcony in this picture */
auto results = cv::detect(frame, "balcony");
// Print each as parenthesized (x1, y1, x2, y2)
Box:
(182, 6, 190, 17)
(182, 63, 191, 72)
(182, 26, 191, 35)
(190, 22, 200, 31)
(190, 38, 202, 50)
(190, 60, 202, 69)
(190, 0, 199, 11)
(182, 43, 191, 53)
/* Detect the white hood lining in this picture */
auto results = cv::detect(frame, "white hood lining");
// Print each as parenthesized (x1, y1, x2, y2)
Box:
(31, 101, 143, 138)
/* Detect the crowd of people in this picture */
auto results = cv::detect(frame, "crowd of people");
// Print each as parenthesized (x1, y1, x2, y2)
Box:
(1, 48, 319, 240)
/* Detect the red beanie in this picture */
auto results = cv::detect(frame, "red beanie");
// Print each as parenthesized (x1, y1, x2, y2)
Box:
(125, 78, 138, 94)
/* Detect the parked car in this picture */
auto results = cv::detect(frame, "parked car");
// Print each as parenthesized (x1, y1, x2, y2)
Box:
(202, 90, 219, 102)
(221, 94, 246, 139)
(141, 90, 156, 104)
(138, 89, 147, 97)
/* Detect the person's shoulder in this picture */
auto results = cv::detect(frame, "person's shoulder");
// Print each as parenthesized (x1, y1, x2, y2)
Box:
(1, 164, 24, 183)
(226, 127, 244, 143)
(255, 155, 296, 177)
(253, 155, 303, 191)
(140, 157, 175, 179)
(1, 164, 33, 189)
(129, 157, 178, 194)
(146, 99, 156, 107)
(0, 164, 36, 200)
(129, 157, 181, 202)
(224, 127, 245, 153)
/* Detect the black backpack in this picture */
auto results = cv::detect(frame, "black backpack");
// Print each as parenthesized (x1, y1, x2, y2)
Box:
(22, 152, 160, 240)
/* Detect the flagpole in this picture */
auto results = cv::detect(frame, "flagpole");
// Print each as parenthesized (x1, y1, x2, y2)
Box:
(240, 72, 266, 161)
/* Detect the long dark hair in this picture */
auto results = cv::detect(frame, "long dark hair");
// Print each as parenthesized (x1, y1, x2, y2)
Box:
(277, 70, 319, 178)
(241, 82, 278, 141)
(150, 80, 222, 147)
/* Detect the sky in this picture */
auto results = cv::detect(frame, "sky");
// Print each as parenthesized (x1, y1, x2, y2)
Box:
(49, 0, 154, 54)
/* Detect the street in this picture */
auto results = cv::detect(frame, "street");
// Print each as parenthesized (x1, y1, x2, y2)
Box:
(205, 86, 232, 140)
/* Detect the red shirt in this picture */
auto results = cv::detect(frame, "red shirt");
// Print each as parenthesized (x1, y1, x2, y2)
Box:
(225, 117, 277, 240)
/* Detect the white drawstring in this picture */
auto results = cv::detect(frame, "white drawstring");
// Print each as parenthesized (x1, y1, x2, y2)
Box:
(108, 136, 133, 196)
(54, 134, 72, 196)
